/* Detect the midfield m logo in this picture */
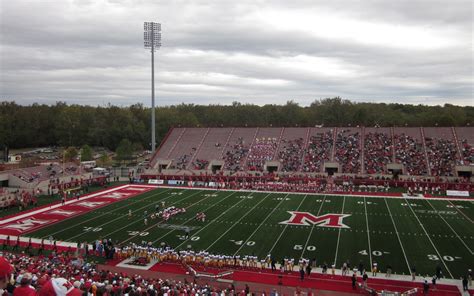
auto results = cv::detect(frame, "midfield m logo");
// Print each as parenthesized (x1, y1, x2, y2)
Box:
(280, 211, 351, 228)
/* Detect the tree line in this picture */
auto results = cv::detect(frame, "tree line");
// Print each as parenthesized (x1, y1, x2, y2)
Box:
(0, 98, 472, 150)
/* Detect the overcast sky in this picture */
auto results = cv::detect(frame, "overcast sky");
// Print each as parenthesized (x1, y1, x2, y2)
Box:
(0, 0, 472, 106)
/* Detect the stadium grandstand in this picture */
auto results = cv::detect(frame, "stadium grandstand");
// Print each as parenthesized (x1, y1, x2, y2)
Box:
(145, 126, 473, 179)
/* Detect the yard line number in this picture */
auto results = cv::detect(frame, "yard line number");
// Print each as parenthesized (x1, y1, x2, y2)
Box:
(178, 236, 200, 241)
(358, 250, 390, 256)
(427, 254, 461, 262)
(294, 245, 316, 251)
(357, 201, 377, 205)
(83, 227, 102, 232)
(127, 231, 149, 236)
(230, 240, 255, 246)
(401, 203, 420, 207)
(237, 195, 253, 199)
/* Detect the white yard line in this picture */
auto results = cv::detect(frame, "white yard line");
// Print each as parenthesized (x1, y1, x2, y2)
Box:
(65, 189, 202, 242)
(233, 193, 290, 256)
(333, 195, 346, 266)
(148, 191, 237, 244)
(425, 199, 473, 255)
(447, 200, 473, 223)
(267, 194, 308, 255)
(0, 184, 131, 224)
(300, 195, 327, 259)
(174, 193, 254, 250)
(404, 198, 454, 279)
(383, 198, 411, 274)
(40, 188, 172, 239)
(363, 197, 373, 268)
(205, 193, 272, 251)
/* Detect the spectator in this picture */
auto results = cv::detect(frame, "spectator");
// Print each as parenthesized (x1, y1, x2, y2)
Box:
(394, 133, 427, 176)
(334, 129, 361, 174)
(423, 280, 429, 294)
(278, 138, 304, 172)
(459, 139, 473, 165)
(13, 273, 35, 296)
(362, 272, 368, 288)
(364, 132, 393, 174)
(1, 252, 255, 296)
(192, 159, 209, 170)
(246, 137, 278, 171)
(425, 137, 457, 176)
(462, 276, 469, 291)
(351, 273, 357, 289)
(223, 137, 249, 172)
(303, 131, 333, 172)
(0, 256, 14, 294)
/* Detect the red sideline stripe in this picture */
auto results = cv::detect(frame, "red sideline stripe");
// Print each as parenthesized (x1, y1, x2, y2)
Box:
(0, 185, 156, 236)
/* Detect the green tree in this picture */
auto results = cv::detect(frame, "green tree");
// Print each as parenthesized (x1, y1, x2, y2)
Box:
(80, 145, 93, 161)
(64, 147, 78, 162)
(0, 100, 472, 150)
(115, 139, 133, 163)
(97, 154, 112, 167)
(132, 142, 144, 153)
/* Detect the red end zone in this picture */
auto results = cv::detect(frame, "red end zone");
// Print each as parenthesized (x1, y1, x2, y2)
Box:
(0, 184, 157, 236)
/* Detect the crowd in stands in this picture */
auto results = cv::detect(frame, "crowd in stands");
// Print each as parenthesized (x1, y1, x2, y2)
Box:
(334, 130, 361, 174)
(150, 172, 473, 193)
(12, 164, 80, 184)
(458, 139, 473, 165)
(364, 132, 393, 174)
(277, 138, 304, 172)
(223, 138, 249, 172)
(0, 189, 36, 211)
(175, 153, 192, 170)
(192, 159, 209, 170)
(0, 251, 247, 296)
(155, 129, 474, 178)
(2, 238, 472, 296)
(425, 137, 457, 176)
(48, 176, 108, 192)
(302, 132, 333, 172)
(13, 171, 41, 183)
(246, 138, 278, 171)
(394, 134, 428, 176)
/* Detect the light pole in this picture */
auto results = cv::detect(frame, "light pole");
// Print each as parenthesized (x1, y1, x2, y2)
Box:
(144, 22, 161, 152)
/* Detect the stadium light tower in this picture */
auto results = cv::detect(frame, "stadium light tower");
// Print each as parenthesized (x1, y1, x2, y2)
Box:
(144, 22, 161, 152)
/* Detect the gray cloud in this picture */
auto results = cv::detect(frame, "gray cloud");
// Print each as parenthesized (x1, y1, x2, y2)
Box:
(0, 0, 472, 106)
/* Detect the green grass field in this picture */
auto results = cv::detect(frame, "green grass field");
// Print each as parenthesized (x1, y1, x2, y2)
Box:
(27, 188, 473, 279)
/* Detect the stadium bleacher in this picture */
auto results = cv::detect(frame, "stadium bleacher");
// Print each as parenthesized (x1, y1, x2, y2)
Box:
(302, 128, 333, 173)
(363, 127, 393, 174)
(151, 127, 474, 177)
(148, 126, 474, 178)
(277, 127, 306, 172)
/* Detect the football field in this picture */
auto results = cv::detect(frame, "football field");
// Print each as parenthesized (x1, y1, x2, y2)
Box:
(27, 187, 474, 279)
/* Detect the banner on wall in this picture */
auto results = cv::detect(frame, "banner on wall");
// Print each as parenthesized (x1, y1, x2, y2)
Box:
(446, 190, 469, 197)
(148, 179, 163, 185)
